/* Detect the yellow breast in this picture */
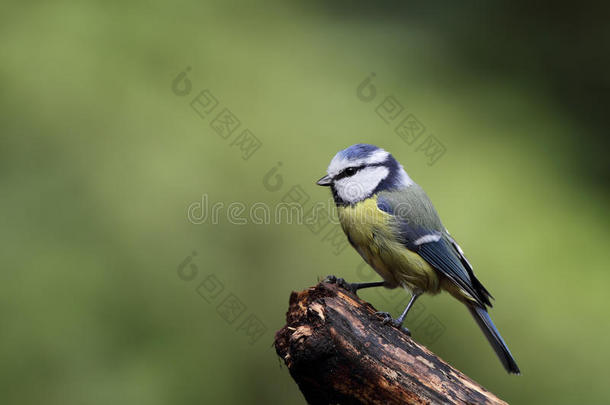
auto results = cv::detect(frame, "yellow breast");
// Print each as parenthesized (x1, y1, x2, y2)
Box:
(337, 196, 440, 293)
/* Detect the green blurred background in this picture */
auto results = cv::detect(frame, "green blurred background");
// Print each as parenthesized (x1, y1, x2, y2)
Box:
(2, 1, 609, 404)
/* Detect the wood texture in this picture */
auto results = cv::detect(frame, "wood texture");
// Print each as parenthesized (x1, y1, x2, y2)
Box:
(274, 279, 507, 405)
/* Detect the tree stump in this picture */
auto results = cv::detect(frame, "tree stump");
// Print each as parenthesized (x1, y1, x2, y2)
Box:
(274, 279, 507, 405)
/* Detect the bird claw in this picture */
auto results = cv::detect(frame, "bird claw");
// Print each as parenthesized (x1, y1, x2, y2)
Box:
(375, 311, 393, 323)
(375, 311, 411, 336)
(323, 275, 357, 293)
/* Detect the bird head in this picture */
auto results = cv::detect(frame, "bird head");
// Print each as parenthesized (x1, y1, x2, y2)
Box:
(317, 144, 413, 205)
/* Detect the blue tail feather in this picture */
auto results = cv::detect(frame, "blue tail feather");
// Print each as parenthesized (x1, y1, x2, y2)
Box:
(468, 306, 520, 374)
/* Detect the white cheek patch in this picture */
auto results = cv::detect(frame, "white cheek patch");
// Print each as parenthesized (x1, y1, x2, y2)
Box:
(334, 166, 389, 203)
(327, 150, 389, 177)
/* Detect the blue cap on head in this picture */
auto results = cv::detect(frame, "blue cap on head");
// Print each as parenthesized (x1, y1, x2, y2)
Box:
(339, 143, 381, 160)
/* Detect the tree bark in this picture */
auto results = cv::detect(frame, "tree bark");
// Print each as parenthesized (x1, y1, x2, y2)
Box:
(274, 279, 507, 405)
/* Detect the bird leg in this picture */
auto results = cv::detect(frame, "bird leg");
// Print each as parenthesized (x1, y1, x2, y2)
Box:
(375, 292, 421, 336)
(396, 292, 421, 325)
(349, 281, 386, 291)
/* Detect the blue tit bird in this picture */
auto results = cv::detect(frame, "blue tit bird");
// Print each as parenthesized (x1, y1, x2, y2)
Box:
(316, 143, 520, 374)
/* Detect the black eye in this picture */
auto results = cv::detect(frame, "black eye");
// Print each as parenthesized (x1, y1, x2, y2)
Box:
(344, 167, 357, 176)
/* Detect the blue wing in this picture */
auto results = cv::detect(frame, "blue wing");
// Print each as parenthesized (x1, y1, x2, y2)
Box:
(377, 193, 492, 307)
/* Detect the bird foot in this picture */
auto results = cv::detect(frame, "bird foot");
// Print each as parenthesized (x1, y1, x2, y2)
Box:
(375, 311, 411, 336)
(323, 275, 358, 293)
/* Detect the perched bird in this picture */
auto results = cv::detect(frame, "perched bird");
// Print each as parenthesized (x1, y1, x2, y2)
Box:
(316, 143, 520, 374)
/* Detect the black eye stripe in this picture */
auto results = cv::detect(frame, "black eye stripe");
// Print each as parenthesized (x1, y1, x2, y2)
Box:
(334, 163, 385, 181)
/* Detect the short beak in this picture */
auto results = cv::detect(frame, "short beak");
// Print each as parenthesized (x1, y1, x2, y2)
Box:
(316, 174, 332, 186)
